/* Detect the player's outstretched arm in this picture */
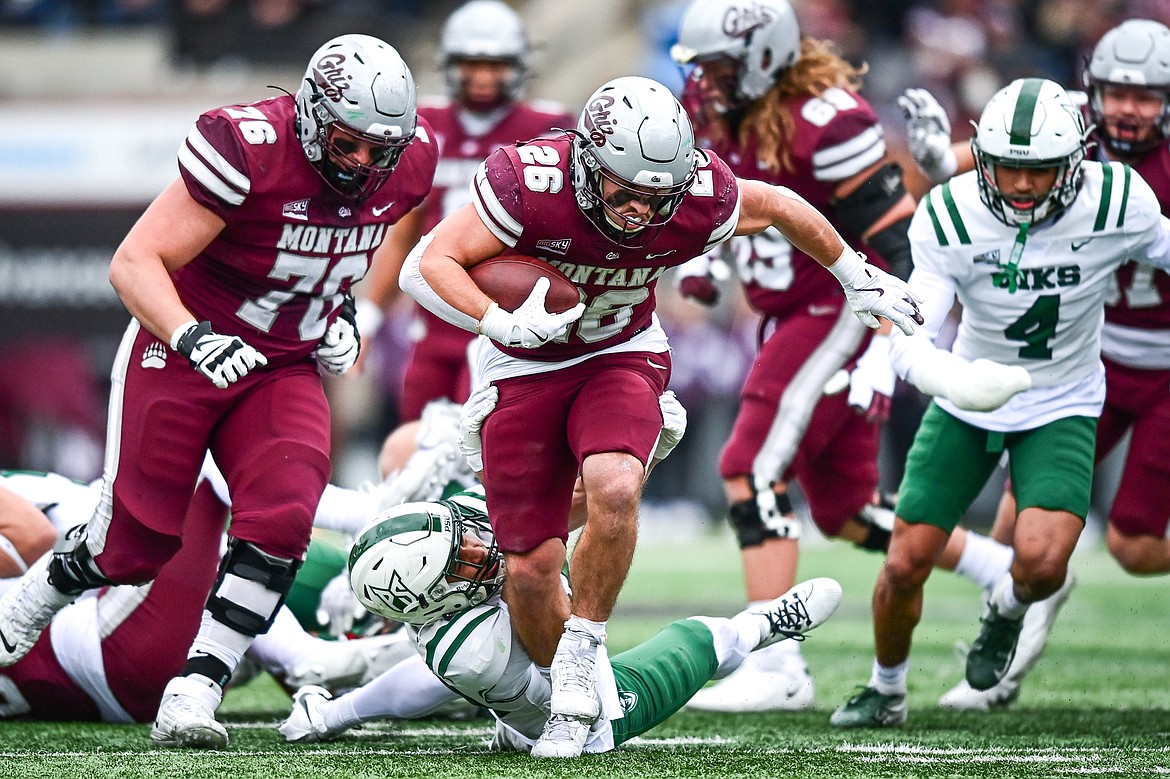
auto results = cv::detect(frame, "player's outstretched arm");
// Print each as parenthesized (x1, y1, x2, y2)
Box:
(734, 179, 924, 335)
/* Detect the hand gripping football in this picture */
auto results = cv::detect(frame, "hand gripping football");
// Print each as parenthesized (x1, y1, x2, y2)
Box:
(468, 253, 582, 314)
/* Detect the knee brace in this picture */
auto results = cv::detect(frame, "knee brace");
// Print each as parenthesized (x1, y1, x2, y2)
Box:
(48, 524, 113, 596)
(206, 539, 302, 637)
(854, 494, 896, 552)
(728, 487, 801, 549)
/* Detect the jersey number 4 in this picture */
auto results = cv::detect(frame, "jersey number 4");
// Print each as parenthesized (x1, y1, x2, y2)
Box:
(1004, 294, 1059, 360)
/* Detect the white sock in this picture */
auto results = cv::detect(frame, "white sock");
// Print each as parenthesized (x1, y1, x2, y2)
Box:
(247, 606, 326, 676)
(955, 532, 1014, 591)
(990, 573, 1027, 619)
(566, 615, 607, 644)
(869, 658, 908, 695)
(189, 611, 252, 671)
(691, 616, 755, 680)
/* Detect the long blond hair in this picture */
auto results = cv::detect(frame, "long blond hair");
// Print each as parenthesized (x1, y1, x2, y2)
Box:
(739, 38, 867, 175)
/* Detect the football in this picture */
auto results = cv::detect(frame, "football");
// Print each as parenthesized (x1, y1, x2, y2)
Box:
(468, 253, 582, 314)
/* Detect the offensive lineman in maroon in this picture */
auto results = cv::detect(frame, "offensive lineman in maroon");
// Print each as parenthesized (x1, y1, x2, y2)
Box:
(0, 34, 437, 750)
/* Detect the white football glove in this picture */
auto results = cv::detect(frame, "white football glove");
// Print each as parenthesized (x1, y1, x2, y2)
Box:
(172, 320, 268, 389)
(315, 295, 360, 375)
(897, 88, 958, 183)
(848, 333, 895, 424)
(459, 383, 498, 472)
(653, 390, 688, 461)
(477, 278, 585, 349)
(315, 572, 366, 638)
(828, 250, 924, 336)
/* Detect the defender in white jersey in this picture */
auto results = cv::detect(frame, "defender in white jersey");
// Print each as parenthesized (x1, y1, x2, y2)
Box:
(280, 488, 843, 755)
(832, 78, 1170, 728)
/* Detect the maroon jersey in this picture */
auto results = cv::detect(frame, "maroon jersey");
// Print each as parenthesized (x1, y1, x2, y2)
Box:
(1101, 141, 1170, 364)
(471, 135, 740, 361)
(685, 84, 888, 320)
(397, 99, 573, 419)
(418, 98, 573, 233)
(176, 94, 438, 363)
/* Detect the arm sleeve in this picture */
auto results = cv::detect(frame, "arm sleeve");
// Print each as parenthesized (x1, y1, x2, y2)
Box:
(398, 234, 482, 332)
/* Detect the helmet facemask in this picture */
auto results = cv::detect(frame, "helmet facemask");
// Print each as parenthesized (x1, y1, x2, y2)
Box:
(571, 77, 700, 249)
(295, 34, 418, 202)
(348, 502, 505, 625)
(1084, 19, 1170, 157)
(972, 78, 1088, 228)
(439, 0, 530, 112)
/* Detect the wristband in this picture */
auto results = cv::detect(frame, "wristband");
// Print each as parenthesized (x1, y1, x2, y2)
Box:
(170, 320, 199, 351)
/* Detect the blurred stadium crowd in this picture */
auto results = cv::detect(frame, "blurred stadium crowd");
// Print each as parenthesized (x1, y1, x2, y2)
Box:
(0, 0, 1155, 526)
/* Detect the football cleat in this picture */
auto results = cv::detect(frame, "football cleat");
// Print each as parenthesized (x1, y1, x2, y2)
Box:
(285, 631, 416, 693)
(938, 678, 1020, 711)
(830, 686, 908, 728)
(531, 714, 591, 759)
(548, 627, 601, 721)
(966, 601, 1025, 691)
(686, 649, 815, 712)
(754, 577, 843, 649)
(279, 686, 347, 743)
(0, 552, 74, 666)
(151, 674, 228, 749)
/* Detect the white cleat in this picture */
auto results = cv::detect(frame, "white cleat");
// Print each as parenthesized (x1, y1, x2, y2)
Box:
(285, 631, 416, 693)
(151, 674, 228, 749)
(549, 628, 601, 721)
(754, 577, 843, 648)
(0, 553, 74, 667)
(531, 714, 591, 758)
(279, 685, 346, 743)
(938, 678, 1020, 711)
(686, 649, 816, 713)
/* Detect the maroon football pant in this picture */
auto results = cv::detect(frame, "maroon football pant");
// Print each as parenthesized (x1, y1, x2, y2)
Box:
(480, 351, 670, 553)
(399, 314, 474, 422)
(5, 480, 228, 722)
(89, 323, 331, 582)
(1098, 357, 1170, 538)
(719, 308, 875, 536)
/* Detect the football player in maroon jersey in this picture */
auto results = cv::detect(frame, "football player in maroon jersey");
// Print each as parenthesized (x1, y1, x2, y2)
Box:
(0, 34, 437, 749)
(900, 18, 1170, 710)
(669, 0, 1018, 713)
(400, 74, 921, 757)
(355, 0, 574, 422)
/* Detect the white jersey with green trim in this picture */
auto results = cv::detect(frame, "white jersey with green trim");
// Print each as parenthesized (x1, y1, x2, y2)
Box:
(900, 161, 1170, 429)
(411, 486, 616, 752)
(0, 470, 99, 535)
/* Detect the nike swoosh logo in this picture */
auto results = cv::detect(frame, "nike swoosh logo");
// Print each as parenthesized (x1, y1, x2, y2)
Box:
(1071, 238, 1092, 251)
(0, 627, 17, 654)
(646, 250, 675, 259)
(371, 202, 396, 216)
(647, 359, 668, 370)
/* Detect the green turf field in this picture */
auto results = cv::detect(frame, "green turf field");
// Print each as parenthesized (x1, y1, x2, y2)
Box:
(3, 529, 1168, 778)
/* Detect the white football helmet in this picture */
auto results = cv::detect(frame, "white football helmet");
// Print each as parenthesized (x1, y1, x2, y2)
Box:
(1084, 19, 1170, 156)
(438, 0, 530, 109)
(972, 78, 1088, 227)
(671, 0, 800, 110)
(347, 500, 503, 625)
(572, 76, 699, 247)
(295, 34, 418, 200)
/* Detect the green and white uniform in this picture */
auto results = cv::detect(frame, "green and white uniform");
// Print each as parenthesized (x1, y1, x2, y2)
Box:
(412, 490, 720, 754)
(892, 161, 1170, 528)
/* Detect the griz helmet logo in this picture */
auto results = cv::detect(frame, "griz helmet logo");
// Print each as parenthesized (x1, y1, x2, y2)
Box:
(313, 52, 352, 101)
(584, 94, 617, 147)
(722, 2, 777, 39)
